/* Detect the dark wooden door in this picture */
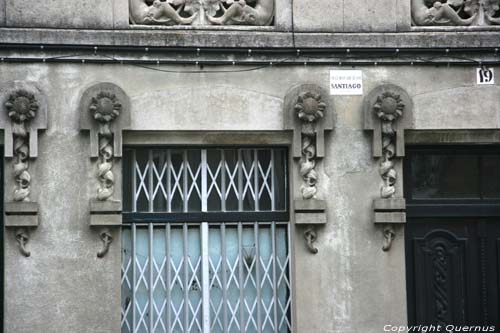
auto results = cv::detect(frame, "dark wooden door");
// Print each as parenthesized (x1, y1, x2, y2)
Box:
(405, 146, 500, 327)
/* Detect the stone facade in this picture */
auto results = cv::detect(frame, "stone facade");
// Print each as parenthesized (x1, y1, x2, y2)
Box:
(0, 0, 499, 332)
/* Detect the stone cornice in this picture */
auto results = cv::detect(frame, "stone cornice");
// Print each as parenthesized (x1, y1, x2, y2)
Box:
(0, 28, 499, 49)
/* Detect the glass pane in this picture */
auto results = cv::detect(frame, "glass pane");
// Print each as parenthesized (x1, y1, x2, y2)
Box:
(186, 149, 202, 212)
(122, 222, 292, 333)
(207, 149, 222, 212)
(241, 149, 256, 211)
(274, 149, 287, 211)
(482, 155, 500, 198)
(152, 149, 168, 212)
(122, 149, 133, 212)
(125, 147, 288, 214)
(257, 149, 272, 211)
(224, 149, 239, 212)
(135, 149, 150, 211)
(170, 149, 184, 212)
(411, 154, 480, 199)
(121, 227, 133, 332)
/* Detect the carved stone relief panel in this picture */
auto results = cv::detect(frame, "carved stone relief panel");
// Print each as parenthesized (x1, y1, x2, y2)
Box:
(412, 0, 500, 26)
(0, 81, 47, 257)
(129, 0, 274, 26)
(364, 84, 413, 251)
(79, 82, 131, 258)
(284, 84, 334, 254)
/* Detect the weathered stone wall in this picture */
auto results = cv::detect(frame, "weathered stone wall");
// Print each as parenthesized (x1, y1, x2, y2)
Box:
(1, 63, 498, 332)
(0, 0, 412, 31)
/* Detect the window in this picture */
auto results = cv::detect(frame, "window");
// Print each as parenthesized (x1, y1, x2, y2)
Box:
(121, 147, 292, 332)
(404, 145, 500, 217)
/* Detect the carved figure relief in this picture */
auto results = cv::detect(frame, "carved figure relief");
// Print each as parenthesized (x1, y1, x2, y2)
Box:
(364, 84, 412, 252)
(89, 92, 122, 201)
(80, 83, 130, 259)
(5, 90, 37, 257)
(129, 0, 197, 25)
(294, 92, 326, 200)
(285, 84, 334, 255)
(412, 0, 500, 26)
(374, 91, 404, 200)
(1, 83, 47, 257)
(206, 0, 274, 25)
(5, 90, 37, 202)
(129, 0, 274, 26)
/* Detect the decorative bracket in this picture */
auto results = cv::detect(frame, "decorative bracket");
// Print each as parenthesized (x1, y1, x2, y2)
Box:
(0, 82, 47, 257)
(97, 228, 113, 258)
(364, 84, 412, 251)
(284, 84, 334, 254)
(79, 83, 130, 258)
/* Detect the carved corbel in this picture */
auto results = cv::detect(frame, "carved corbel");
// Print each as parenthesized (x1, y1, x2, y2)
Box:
(79, 83, 130, 258)
(0, 82, 47, 257)
(364, 84, 413, 251)
(285, 84, 334, 254)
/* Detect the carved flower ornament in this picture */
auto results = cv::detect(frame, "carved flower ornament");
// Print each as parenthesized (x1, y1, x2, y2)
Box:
(373, 92, 405, 122)
(294, 92, 326, 123)
(89, 92, 122, 123)
(5, 90, 38, 123)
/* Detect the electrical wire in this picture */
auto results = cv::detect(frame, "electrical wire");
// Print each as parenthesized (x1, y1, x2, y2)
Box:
(0, 47, 498, 75)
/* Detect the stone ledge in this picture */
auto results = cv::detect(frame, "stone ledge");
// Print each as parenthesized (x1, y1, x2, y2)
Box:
(4, 201, 39, 227)
(0, 28, 499, 49)
(294, 212, 327, 225)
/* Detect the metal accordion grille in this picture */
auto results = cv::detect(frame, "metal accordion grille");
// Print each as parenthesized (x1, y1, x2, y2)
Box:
(121, 147, 292, 333)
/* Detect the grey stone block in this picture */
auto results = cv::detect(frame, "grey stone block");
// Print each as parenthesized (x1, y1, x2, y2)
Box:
(373, 198, 406, 211)
(396, 0, 411, 31)
(343, 0, 371, 32)
(113, 0, 129, 29)
(0, 0, 5, 26)
(5, 201, 38, 214)
(292, 0, 343, 32)
(274, 0, 292, 31)
(374, 212, 406, 224)
(4, 214, 38, 227)
(371, 0, 397, 32)
(294, 212, 327, 225)
(90, 200, 122, 214)
(90, 213, 122, 226)
(4, 202, 38, 227)
(5, 0, 114, 28)
(294, 199, 326, 212)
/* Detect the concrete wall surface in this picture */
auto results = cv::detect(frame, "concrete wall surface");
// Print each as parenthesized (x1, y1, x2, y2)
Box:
(0, 63, 499, 332)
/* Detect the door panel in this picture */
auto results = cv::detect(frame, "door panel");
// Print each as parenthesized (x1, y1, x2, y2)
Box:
(406, 219, 481, 325)
(405, 146, 500, 328)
